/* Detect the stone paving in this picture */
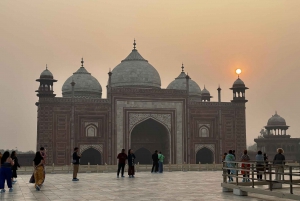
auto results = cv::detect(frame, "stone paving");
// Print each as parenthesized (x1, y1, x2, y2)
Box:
(0, 171, 298, 201)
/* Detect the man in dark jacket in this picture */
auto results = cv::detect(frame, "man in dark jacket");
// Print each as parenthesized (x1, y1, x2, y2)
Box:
(72, 147, 81, 181)
(151, 150, 159, 173)
(273, 148, 285, 181)
(117, 149, 127, 178)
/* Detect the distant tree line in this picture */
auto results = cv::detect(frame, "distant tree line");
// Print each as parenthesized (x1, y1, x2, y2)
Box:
(247, 143, 257, 152)
(0, 149, 35, 154)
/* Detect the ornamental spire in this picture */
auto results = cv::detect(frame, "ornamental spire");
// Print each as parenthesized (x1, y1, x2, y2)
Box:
(181, 63, 184, 72)
(81, 58, 84, 67)
(133, 39, 136, 50)
(46, 64, 48, 70)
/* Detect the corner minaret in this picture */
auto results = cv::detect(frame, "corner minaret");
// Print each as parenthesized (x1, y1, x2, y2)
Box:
(36, 64, 57, 97)
(201, 85, 212, 102)
(217, 85, 221, 102)
(230, 76, 248, 103)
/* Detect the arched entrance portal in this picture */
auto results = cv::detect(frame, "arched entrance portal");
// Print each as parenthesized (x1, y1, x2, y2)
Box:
(80, 148, 102, 165)
(131, 118, 170, 164)
(196, 148, 214, 164)
(134, 148, 152, 164)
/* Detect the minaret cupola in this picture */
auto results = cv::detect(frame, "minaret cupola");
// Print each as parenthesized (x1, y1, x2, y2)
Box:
(36, 65, 57, 97)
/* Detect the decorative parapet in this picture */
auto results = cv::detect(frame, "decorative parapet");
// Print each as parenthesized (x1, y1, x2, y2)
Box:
(39, 97, 110, 104)
(189, 101, 245, 108)
(111, 87, 188, 95)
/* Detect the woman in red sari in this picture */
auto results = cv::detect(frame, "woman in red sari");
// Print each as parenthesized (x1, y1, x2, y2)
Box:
(241, 150, 250, 182)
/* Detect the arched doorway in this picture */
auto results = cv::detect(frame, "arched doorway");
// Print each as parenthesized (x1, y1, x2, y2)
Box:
(196, 147, 214, 164)
(80, 148, 102, 165)
(135, 148, 152, 164)
(131, 118, 170, 164)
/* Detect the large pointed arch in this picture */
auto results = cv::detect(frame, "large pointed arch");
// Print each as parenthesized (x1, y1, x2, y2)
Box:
(135, 147, 152, 164)
(196, 147, 214, 164)
(195, 144, 215, 164)
(80, 147, 102, 165)
(130, 118, 171, 164)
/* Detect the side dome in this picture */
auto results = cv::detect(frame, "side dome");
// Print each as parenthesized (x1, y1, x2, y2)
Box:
(62, 59, 102, 98)
(267, 112, 286, 126)
(232, 78, 245, 87)
(167, 65, 201, 96)
(111, 41, 161, 88)
(40, 65, 53, 79)
(201, 86, 210, 95)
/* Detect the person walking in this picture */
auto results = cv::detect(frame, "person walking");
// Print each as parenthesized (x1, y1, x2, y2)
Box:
(151, 150, 159, 173)
(225, 150, 235, 182)
(0, 151, 14, 193)
(158, 151, 165, 173)
(255, 151, 264, 181)
(241, 150, 250, 182)
(33, 150, 44, 191)
(11, 151, 21, 184)
(127, 149, 136, 178)
(273, 148, 285, 181)
(40, 147, 46, 184)
(72, 147, 81, 181)
(117, 149, 127, 178)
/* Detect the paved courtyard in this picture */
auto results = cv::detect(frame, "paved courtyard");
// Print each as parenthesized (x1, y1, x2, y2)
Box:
(0, 171, 298, 201)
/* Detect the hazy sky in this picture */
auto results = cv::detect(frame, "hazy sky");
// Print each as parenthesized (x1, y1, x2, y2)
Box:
(1, 1, 300, 151)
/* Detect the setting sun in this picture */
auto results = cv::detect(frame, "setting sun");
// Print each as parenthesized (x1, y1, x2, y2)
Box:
(236, 68, 242, 75)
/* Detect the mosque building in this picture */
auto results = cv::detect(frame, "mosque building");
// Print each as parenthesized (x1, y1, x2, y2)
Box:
(35, 41, 248, 165)
(255, 112, 300, 162)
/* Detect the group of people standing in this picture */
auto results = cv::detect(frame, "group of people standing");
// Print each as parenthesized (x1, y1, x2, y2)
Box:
(71, 148, 138, 180)
(117, 149, 136, 178)
(151, 150, 165, 173)
(116, 149, 165, 178)
(224, 148, 285, 182)
(0, 151, 21, 193)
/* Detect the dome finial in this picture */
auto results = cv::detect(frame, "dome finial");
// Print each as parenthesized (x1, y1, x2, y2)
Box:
(204, 85, 206, 89)
(275, 111, 277, 115)
(133, 39, 136, 50)
(81, 58, 84, 67)
(46, 64, 48, 70)
(181, 63, 184, 72)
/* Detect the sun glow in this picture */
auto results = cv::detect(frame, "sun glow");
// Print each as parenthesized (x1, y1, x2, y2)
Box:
(236, 69, 242, 75)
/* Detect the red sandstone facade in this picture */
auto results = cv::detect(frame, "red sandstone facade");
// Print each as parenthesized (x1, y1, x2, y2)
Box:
(36, 83, 248, 165)
(35, 46, 248, 165)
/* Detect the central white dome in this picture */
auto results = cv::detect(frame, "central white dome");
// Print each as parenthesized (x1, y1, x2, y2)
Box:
(111, 46, 161, 88)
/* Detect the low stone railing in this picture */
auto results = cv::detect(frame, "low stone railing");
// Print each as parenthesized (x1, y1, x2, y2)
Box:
(222, 161, 300, 199)
(17, 162, 300, 175)
(17, 162, 225, 174)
